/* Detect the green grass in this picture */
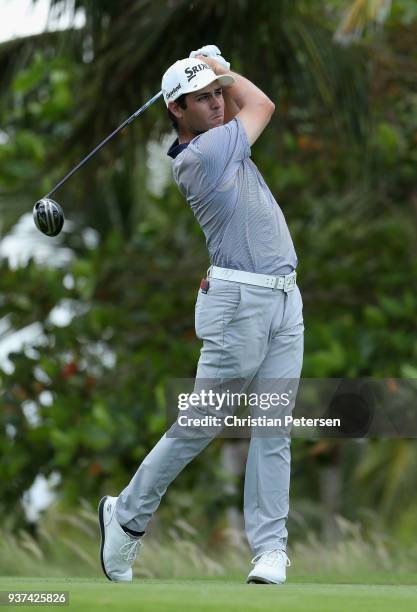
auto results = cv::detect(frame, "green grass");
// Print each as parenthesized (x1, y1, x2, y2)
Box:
(1, 577, 417, 612)
(2, 504, 417, 610)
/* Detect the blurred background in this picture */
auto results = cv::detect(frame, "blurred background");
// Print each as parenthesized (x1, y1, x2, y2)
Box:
(1, 0, 417, 581)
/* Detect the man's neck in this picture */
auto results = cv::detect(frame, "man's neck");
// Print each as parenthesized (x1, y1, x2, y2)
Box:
(178, 129, 204, 144)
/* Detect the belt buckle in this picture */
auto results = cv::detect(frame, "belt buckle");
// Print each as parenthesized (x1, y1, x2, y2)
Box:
(284, 272, 296, 293)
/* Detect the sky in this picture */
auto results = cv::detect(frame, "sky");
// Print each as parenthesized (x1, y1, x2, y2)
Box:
(0, 0, 85, 43)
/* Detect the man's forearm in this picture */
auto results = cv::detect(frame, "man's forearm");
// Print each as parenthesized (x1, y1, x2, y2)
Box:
(222, 84, 241, 123)
(222, 70, 274, 111)
(196, 56, 275, 123)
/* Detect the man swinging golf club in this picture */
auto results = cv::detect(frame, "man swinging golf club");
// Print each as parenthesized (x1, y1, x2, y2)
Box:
(98, 45, 304, 585)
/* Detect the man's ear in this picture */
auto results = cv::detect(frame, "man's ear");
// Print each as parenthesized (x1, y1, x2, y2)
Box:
(168, 100, 183, 120)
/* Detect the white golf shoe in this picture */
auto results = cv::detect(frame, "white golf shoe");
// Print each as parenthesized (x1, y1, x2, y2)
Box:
(98, 495, 142, 582)
(246, 549, 291, 584)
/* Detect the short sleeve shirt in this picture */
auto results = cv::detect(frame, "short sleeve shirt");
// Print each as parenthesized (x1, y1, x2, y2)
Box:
(169, 117, 298, 275)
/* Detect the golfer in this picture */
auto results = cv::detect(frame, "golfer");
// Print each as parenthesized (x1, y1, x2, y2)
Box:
(99, 46, 304, 585)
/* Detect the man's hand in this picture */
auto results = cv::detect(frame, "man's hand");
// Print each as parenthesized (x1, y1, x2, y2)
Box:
(193, 48, 275, 145)
(194, 54, 229, 75)
(190, 45, 231, 71)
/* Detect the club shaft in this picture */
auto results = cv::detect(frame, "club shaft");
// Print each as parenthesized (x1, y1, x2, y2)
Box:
(45, 90, 163, 199)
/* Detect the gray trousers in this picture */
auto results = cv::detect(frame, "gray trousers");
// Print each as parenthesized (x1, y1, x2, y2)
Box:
(116, 277, 304, 557)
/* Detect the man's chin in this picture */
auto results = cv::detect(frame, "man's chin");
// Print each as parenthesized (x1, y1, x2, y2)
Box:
(211, 116, 224, 127)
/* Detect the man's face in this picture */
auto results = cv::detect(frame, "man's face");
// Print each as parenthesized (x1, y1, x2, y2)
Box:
(170, 82, 224, 137)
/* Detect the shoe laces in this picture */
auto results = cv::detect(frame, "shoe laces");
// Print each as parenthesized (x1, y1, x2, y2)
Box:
(251, 549, 291, 568)
(120, 537, 141, 563)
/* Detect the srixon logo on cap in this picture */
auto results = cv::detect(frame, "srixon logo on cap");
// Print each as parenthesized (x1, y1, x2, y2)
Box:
(185, 63, 210, 82)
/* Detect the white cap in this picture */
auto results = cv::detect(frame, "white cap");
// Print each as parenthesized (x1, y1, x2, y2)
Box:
(161, 57, 234, 107)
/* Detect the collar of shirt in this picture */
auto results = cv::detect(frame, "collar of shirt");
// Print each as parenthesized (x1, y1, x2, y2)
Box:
(167, 139, 189, 159)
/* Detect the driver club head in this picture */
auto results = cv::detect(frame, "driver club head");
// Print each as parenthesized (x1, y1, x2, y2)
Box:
(33, 198, 65, 237)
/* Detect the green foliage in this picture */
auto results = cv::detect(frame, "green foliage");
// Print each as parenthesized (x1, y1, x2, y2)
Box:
(1, 0, 417, 543)
(0, 210, 208, 522)
(392, 0, 417, 25)
(0, 50, 78, 235)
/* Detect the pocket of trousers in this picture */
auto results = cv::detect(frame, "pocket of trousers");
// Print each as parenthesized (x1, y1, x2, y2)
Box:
(195, 283, 242, 340)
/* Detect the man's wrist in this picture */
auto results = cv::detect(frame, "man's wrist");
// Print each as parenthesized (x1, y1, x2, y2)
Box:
(196, 55, 229, 76)
(214, 63, 231, 76)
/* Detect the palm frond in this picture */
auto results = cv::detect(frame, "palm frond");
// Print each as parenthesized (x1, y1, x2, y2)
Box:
(0, 28, 84, 93)
(334, 0, 392, 45)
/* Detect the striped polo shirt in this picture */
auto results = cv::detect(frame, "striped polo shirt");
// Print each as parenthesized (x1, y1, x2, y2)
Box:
(168, 116, 297, 275)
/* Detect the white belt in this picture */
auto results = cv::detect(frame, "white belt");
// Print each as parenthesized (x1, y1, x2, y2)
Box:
(207, 266, 297, 292)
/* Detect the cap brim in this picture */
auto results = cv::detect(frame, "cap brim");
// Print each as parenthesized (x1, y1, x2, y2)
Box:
(216, 73, 235, 88)
(182, 72, 235, 96)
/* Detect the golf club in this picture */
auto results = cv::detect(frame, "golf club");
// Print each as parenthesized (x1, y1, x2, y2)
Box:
(33, 90, 163, 237)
